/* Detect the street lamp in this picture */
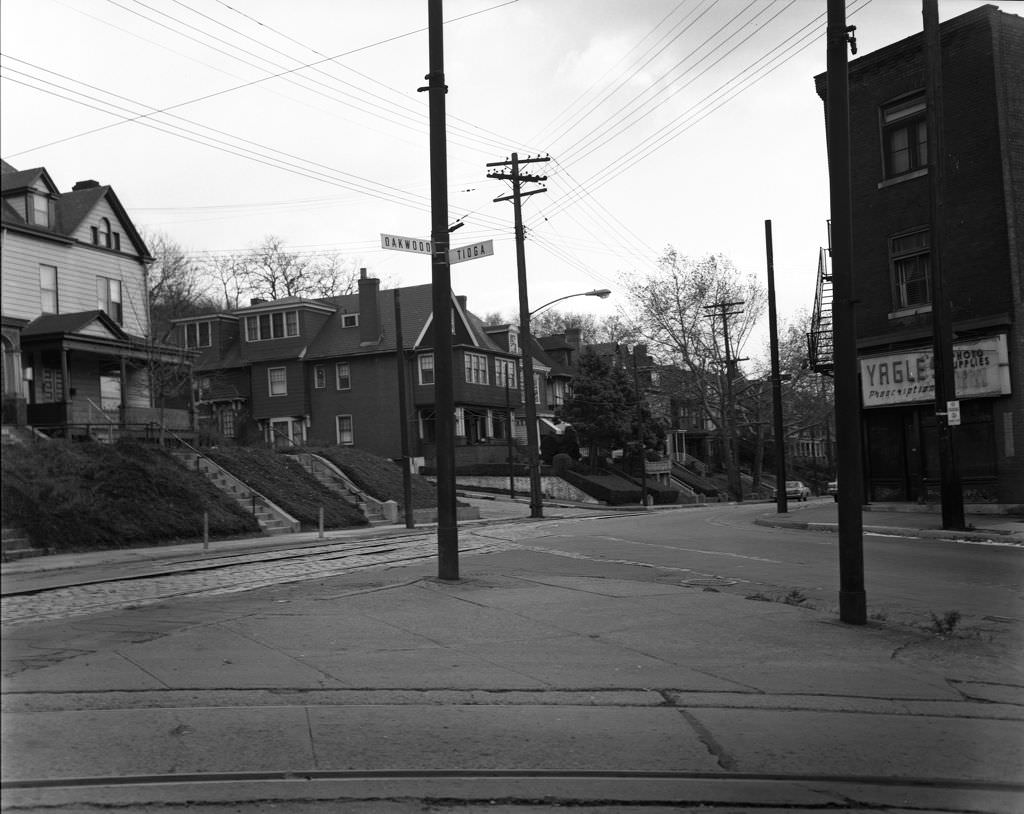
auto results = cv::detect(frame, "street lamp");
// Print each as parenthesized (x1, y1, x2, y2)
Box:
(519, 287, 612, 518)
(529, 288, 610, 318)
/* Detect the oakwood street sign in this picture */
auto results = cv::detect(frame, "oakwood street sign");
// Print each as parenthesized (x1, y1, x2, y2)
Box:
(380, 234, 494, 264)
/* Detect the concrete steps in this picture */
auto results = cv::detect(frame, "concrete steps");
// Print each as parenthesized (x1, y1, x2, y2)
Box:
(1, 526, 40, 561)
(287, 453, 393, 525)
(170, 450, 300, 535)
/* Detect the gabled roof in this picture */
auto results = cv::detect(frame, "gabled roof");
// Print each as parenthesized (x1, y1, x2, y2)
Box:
(22, 310, 131, 342)
(0, 162, 152, 261)
(0, 165, 57, 196)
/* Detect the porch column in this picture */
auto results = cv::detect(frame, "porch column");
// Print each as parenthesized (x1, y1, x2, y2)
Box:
(119, 354, 128, 427)
(60, 348, 70, 402)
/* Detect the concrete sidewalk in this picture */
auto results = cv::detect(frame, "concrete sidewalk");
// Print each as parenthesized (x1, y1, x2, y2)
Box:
(3, 517, 1023, 811)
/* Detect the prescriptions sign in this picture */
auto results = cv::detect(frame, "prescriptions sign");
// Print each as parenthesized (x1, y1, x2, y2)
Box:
(860, 335, 1010, 407)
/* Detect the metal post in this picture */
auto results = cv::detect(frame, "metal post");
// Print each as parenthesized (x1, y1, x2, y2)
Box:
(827, 0, 866, 624)
(424, 0, 458, 579)
(765, 220, 788, 514)
(318, 506, 324, 539)
(505, 377, 515, 498)
(923, 0, 965, 530)
(203, 511, 209, 551)
(632, 352, 648, 507)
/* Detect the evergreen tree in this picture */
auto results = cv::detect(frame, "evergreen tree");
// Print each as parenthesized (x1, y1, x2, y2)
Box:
(556, 350, 635, 471)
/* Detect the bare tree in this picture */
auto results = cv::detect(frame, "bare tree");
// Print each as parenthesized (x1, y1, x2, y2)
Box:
(143, 230, 217, 340)
(236, 235, 359, 301)
(623, 248, 766, 496)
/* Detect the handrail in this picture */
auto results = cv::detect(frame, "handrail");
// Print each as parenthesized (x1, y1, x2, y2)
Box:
(85, 398, 117, 425)
(289, 451, 385, 515)
(166, 431, 300, 530)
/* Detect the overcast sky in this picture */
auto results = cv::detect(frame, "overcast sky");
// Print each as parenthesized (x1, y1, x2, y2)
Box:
(0, 0, 1002, 364)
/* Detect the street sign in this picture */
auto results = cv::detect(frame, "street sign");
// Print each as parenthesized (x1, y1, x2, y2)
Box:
(947, 399, 961, 426)
(380, 234, 434, 254)
(449, 239, 494, 265)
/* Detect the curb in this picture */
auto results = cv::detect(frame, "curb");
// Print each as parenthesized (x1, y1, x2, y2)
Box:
(755, 516, 1024, 545)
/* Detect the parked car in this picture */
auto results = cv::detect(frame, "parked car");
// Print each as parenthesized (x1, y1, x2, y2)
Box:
(785, 480, 811, 501)
(827, 479, 839, 501)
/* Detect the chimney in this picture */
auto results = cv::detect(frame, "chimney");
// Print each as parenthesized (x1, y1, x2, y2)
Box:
(72, 180, 101, 191)
(565, 327, 582, 350)
(358, 268, 382, 346)
(250, 298, 265, 306)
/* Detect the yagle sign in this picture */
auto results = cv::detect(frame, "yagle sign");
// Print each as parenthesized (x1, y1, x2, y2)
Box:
(860, 335, 1011, 407)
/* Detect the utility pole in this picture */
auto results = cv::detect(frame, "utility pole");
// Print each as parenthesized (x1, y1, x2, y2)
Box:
(826, 0, 866, 624)
(706, 300, 745, 501)
(632, 350, 648, 507)
(421, 0, 458, 579)
(394, 289, 415, 529)
(923, 0, 965, 530)
(765, 220, 788, 514)
(487, 152, 549, 518)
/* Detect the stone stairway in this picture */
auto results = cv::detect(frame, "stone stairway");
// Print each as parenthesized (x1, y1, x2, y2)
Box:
(170, 450, 300, 535)
(1, 526, 40, 561)
(288, 453, 394, 525)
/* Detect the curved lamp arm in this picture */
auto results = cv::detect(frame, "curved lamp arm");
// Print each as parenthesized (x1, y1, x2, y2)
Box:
(528, 288, 611, 318)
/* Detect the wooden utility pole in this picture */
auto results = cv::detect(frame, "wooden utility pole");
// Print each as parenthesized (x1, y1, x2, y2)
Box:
(394, 289, 415, 529)
(826, 0, 866, 624)
(706, 300, 745, 501)
(765, 220, 788, 514)
(487, 152, 549, 518)
(422, 0, 458, 578)
(923, 0, 965, 530)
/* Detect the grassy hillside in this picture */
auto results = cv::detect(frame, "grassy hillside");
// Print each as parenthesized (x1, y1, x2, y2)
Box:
(307, 446, 436, 510)
(2, 440, 259, 551)
(205, 447, 367, 530)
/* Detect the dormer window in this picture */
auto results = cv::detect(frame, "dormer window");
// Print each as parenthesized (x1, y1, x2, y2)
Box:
(341, 313, 359, 328)
(508, 329, 520, 354)
(244, 309, 299, 341)
(31, 193, 52, 228)
(184, 321, 211, 348)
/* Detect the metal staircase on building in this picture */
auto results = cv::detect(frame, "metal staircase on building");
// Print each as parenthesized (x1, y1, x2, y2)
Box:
(170, 449, 300, 535)
(807, 247, 834, 375)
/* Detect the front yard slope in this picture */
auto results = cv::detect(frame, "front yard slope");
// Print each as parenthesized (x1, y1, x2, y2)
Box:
(307, 446, 436, 511)
(2, 440, 259, 551)
(205, 447, 367, 530)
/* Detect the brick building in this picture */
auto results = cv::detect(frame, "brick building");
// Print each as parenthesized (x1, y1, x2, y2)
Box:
(815, 4, 1023, 506)
(173, 272, 529, 467)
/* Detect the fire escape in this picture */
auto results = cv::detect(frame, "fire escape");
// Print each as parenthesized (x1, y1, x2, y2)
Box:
(807, 246, 834, 376)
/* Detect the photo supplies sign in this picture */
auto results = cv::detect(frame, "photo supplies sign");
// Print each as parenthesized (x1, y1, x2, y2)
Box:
(859, 335, 1011, 407)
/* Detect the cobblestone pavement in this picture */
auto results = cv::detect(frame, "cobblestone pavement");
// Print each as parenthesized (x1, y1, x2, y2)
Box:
(0, 532, 517, 627)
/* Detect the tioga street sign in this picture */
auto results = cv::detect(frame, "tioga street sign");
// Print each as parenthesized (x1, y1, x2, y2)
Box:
(381, 234, 494, 264)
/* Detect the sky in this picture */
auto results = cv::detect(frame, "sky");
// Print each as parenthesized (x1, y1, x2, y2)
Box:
(0, 0, 1006, 367)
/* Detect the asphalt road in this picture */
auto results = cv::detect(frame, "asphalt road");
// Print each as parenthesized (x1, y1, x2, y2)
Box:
(478, 501, 1024, 631)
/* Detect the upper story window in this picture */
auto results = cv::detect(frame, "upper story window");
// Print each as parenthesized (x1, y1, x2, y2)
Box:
(418, 353, 434, 385)
(341, 313, 359, 328)
(508, 330, 520, 354)
(39, 265, 58, 314)
(184, 321, 211, 348)
(244, 310, 299, 341)
(336, 362, 351, 390)
(882, 93, 927, 179)
(890, 229, 930, 311)
(31, 193, 52, 228)
(495, 358, 517, 389)
(314, 366, 326, 389)
(97, 276, 123, 324)
(465, 352, 488, 385)
(268, 367, 287, 397)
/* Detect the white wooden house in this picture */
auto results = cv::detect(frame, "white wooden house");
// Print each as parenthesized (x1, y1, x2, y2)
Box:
(1, 160, 191, 438)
